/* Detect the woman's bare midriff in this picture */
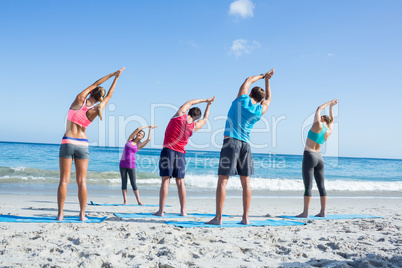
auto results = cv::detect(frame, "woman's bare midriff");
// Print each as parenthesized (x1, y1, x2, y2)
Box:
(64, 120, 88, 139)
(304, 138, 321, 152)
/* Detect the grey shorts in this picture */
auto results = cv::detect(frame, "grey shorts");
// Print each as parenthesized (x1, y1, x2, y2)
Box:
(59, 144, 89, 159)
(218, 137, 254, 176)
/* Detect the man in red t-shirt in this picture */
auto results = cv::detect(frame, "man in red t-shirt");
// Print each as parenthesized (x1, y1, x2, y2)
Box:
(154, 97, 215, 216)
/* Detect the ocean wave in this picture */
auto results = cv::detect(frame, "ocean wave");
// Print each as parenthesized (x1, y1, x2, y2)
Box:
(184, 175, 402, 191)
(0, 167, 160, 185)
(1, 166, 401, 191)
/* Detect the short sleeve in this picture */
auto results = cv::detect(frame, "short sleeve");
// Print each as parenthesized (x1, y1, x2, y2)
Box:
(256, 104, 263, 116)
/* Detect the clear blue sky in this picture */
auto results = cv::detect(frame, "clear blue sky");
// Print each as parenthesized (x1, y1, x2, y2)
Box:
(0, 0, 401, 159)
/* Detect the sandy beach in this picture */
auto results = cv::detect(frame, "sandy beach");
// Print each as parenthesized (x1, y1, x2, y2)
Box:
(0, 191, 401, 267)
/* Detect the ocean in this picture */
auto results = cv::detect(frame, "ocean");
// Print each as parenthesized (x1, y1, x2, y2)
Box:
(0, 141, 401, 197)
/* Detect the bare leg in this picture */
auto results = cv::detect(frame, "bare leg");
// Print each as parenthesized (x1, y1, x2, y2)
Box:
(122, 189, 128, 205)
(75, 158, 89, 221)
(57, 157, 73, 221)
(175, 178, 187, 216)
(153, 176, 170, 216)
(315, 196, 327, 217)
(133, 190, 143, 205)
(296, 196, 312, 218)
(206, 175, 229, 225)
(240, 176, 251, 225)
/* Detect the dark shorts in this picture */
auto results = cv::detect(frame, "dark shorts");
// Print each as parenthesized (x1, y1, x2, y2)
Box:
(159, 148, 186, 178)
(59, 144, 89, 159)
(218, 137, 254, 176)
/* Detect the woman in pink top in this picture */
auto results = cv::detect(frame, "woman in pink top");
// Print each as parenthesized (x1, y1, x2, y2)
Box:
(58, 68, 125, 221)
(119, 125, 157, 205)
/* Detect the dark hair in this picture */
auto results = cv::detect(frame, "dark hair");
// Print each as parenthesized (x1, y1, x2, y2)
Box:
(188, 107, 202, 120)
(132, 130, 145, 141)
(250, 86, 266, 102)
(91, 86, 106, 102)
(321, 115, 333, 126)
(137, 130, 145, 139)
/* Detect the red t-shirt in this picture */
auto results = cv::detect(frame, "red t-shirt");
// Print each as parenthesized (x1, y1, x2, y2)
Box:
(163, 114, 195, 154)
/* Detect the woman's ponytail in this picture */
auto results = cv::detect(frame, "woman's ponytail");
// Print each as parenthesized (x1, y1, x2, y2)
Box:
(91, 86, 106, 102)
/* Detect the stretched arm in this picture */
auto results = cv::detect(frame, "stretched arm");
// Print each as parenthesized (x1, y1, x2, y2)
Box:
(138, 126, 158, 150)
(76, 70, 122, 102)
(70, 70, 119, 109)
(174, 98, 211, 117)
(194, 97, 215, 131)
(127, 125, 152, 143)
(98, 67, 125, 111)
(237, 74, 265, 98)
(93, 67, 125, 120)
(328, 99, 338, 130)
(329, 99, 338, 120)
(261, 68, 275, 115)
(314, 100, 335, 124)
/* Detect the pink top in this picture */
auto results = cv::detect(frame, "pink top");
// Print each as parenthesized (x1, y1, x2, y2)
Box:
(120, 142, 138, 169)
(67, 100, 94, 128)
(163, 114, 195, 154)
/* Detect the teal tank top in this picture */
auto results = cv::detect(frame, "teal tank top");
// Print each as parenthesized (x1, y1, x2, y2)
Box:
(307, 124, 328, 145)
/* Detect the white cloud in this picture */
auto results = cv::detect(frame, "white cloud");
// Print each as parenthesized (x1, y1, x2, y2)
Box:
(328, 53, 336, 57)
(230, 39, 260, 58)
(229, 0, 255, 18)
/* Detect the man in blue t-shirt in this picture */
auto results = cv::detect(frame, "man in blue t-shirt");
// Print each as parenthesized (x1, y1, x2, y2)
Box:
(207, 68, 275, 225)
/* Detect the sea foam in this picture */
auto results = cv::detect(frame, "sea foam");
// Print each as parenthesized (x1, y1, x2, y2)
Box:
(1, 166, 401, 192)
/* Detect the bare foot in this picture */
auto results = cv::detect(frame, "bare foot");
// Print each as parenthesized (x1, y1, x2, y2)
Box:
(241, 218, 250, 225)
(315, 212, 325, 217)
(153, 211, 163, 216)
(138, 201, 144, 206)
(206, 218, 221, 225)
(56, 213, 63, 221)
(181, 212, 188, 216)
(296, 213, 308, 218)
(79, 215, 88, 221)
(123, 202, 127, 205)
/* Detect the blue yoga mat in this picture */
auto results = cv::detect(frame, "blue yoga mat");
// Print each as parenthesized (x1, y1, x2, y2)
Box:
(0, 215, 107, 223)
(114, 212, 232, 219)
(165, 219, 306, 228)
(89, 201, 169, 207)
(278, 214, 383, 221)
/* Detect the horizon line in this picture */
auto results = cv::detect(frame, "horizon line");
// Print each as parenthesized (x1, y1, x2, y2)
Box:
(1, 140, 401, 161)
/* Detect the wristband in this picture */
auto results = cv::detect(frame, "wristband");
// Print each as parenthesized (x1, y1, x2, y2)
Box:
(260, 74, 265, 78)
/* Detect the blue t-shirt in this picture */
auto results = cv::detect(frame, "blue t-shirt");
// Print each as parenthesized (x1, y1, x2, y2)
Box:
(223, 95, 263, 143)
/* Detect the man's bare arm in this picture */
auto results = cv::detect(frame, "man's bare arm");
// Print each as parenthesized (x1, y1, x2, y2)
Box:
(194, 97, 215, 131)
(261, 68, 275, 114)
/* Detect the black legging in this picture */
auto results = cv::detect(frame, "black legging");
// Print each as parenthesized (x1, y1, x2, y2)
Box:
(119, 167, 138, 191)
(302, 150, 327, 197)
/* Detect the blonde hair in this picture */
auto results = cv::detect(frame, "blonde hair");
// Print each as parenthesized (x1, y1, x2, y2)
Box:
(91, 86, 106, 102)
(97, 106, 103, 121)
(321, 115, 333, 126)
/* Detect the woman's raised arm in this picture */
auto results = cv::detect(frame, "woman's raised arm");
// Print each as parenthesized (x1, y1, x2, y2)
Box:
(314, 100, 335, 124)
(77, 70, 121, 102)
(94, 67, 125, 120)
(126, 125, 151, 143)
(328, 99, 338, 130)
(99, 67, 125, 109)
(138, 126, 158, 150)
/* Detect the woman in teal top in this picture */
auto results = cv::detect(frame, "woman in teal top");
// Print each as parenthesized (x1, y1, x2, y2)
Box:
(297, 99, 338, 218)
